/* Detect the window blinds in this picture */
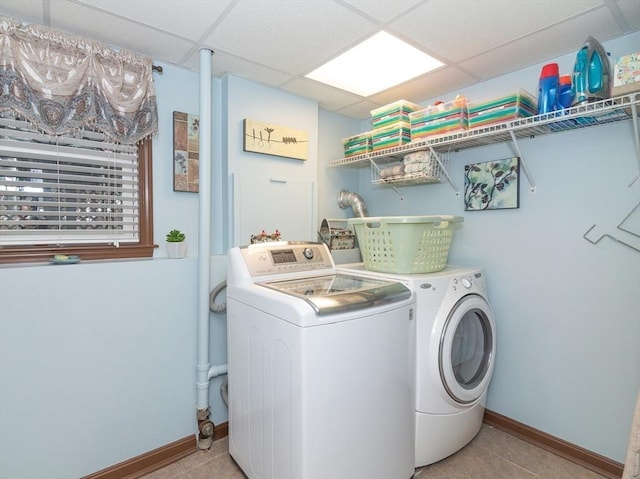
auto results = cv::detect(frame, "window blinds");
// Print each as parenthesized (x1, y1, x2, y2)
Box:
(0, 117, 140, 246)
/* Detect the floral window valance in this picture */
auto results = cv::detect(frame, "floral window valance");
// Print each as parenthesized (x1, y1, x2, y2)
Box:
(0, 15, 158, 144)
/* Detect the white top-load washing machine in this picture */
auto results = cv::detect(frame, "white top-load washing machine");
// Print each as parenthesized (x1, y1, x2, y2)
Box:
(226, 241, 417, 479)
(339, 263, 496, 467)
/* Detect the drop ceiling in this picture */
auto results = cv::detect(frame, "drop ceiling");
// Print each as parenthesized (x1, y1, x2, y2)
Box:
(0, 0, 638, 119)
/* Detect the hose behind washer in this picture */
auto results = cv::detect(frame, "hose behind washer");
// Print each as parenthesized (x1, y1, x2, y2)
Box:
(209, 280, 228, 406)
(209, 281, 227, 313)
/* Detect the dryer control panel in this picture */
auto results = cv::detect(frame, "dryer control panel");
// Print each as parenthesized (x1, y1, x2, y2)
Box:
(239, 241, 334, 277)
(450, 271, 484, 293)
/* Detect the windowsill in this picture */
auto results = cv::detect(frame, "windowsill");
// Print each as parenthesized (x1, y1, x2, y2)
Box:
(0, 243, 158, 265)
(0, 254, 201, 270)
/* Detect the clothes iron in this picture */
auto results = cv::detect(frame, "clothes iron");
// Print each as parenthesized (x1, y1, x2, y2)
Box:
(572, 36, 611, 104)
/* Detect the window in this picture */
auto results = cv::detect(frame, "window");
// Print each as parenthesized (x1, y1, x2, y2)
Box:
(0, 117, 155, 264)
(0, 15, 158, 264)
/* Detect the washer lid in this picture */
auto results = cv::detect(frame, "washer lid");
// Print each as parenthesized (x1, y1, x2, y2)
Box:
(259, 274, 411, 315)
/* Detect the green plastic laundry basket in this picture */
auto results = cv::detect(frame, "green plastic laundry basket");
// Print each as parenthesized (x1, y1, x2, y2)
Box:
(348, 216, 463, 273)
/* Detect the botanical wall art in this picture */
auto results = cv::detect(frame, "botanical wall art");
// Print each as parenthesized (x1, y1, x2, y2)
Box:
(173, 111, 199, 192)
(243, 118, 308, 161)
(464, 157, 520, 211)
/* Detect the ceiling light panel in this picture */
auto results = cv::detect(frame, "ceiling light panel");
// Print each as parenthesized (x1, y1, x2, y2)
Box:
(306, 31, 444, 97)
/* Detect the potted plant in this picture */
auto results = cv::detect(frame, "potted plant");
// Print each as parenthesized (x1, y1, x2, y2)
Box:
(166, 229, 187, 258)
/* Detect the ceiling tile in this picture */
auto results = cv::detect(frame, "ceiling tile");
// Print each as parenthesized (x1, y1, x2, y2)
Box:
(75, 0, 231, 42)
(279, 78, 364, 112)
(335, 100, 382, 120)
(209, 51, 294, 87)
(180, 49, 295, 90)
(390, 0, 604, 63)
(51, 2, 195, 63)
(341, 0, 424, 22)
(460, 7, 624, 82)
(617, 0, 640, 30)
(369, 67, 478, 106)
(0, 0, 46, 23)
(204, 0, 377, 75)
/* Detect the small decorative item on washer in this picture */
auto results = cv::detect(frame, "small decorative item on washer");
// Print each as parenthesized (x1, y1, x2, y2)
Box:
(250, 229, 282, 244)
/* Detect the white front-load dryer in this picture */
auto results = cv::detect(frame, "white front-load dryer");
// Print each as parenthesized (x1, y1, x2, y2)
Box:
(339, 264, 496, 467)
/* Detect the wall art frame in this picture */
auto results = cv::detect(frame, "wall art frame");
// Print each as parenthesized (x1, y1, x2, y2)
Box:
(243, 118, 308, 161)
(464, 156, 520, 211)
(173, 111, 199, 192)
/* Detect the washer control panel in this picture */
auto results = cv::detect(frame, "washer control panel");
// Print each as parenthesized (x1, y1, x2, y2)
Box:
(240, 241, 333, 277)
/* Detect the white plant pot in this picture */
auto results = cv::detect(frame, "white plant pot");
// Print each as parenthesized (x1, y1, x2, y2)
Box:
(166, 241, 187, 259)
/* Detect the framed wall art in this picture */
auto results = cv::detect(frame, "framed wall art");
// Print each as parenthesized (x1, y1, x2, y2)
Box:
(243, 118, 308, 161)
(464, 157, 520, 211)
(173, 111, 199, 192)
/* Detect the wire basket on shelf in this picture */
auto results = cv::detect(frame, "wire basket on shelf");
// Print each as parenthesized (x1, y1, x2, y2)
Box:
(371, 149, 449, 186)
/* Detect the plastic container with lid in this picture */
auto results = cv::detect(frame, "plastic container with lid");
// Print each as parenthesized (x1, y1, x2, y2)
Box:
(467, 89, 537, 128)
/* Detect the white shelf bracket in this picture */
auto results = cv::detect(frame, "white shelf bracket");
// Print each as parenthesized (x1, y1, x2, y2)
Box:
(509, 130, 536, 193)
(428, 146, 460, 196)
(390, 185, 404, 200)
(629, 100, 640, 187)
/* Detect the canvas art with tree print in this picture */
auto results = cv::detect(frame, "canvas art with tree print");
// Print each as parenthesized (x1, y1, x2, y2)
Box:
(464, 157, 520, 210)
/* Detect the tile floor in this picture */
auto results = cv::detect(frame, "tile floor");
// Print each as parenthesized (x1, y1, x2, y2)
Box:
(140, 424, 609, 479)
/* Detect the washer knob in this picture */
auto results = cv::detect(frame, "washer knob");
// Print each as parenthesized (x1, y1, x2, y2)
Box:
(462, 277, 472, 289)
(302, 248, 314, 259)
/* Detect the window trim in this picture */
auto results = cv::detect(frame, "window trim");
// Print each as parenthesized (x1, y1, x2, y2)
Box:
(0, 138, 157, 264)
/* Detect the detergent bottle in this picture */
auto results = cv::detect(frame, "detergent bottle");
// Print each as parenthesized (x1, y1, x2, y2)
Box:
(572, 36, 611, 104)
(537, 63, 559, 114)
(556, 75, 574, 110)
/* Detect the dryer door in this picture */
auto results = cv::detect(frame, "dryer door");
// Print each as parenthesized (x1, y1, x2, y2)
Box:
(439, 294, 495, 404)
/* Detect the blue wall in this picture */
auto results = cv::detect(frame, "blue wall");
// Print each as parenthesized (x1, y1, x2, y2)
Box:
(351, 32, 640, 462)
(0, 258, 198, 478)
(0, 63, 202, 479)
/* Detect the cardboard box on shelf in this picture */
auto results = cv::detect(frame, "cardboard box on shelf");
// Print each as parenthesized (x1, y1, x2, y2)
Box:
(612, 51, 640, 96)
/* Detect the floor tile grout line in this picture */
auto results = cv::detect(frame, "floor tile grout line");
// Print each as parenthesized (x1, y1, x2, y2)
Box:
(502, 456, 540, 478)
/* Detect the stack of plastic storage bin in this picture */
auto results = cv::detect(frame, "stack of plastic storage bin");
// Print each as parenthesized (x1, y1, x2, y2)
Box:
(466, 89, 537, 129)
(342, 131, 372, 158)
(409, 97, 468, 140)
(370, 100, 421, 151)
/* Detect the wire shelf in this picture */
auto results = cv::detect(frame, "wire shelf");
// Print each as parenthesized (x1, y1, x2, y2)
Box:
(329, 93, 640, 168)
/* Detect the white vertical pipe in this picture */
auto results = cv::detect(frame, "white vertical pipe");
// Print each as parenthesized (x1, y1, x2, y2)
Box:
(196, 48, 213, 411)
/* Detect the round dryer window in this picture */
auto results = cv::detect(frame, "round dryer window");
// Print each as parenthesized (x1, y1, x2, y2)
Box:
(439, 294, 496, 404)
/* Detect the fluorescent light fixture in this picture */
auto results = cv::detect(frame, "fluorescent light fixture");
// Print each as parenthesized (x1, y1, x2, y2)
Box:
(306, 31, 444, 97)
